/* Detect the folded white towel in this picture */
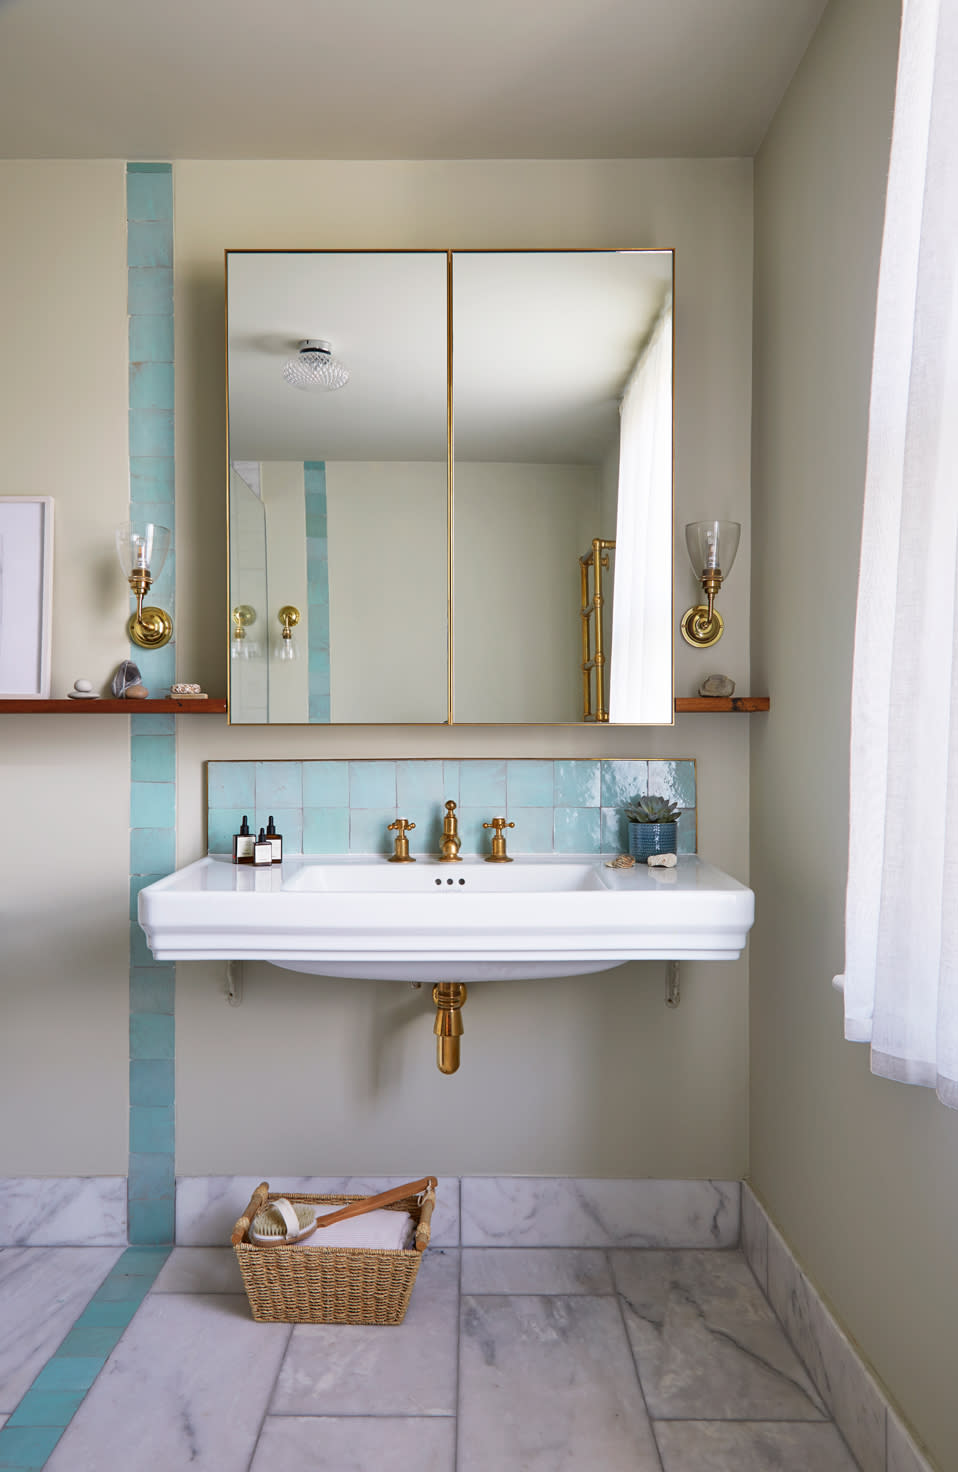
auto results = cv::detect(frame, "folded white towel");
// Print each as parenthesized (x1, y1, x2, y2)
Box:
(296, 1206, 416, 1252)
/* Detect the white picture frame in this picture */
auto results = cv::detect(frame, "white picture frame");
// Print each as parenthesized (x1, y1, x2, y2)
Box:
(0, 496, 54, 699)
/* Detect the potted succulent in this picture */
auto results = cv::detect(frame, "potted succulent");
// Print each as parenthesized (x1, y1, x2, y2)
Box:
(624, 794, 681, 862)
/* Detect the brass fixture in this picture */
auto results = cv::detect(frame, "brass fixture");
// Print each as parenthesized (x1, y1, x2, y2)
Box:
(580, 538, 615, 721)
(275, 604, 301, 662)
(483, 817, 515, 862)
(680, 521, 740, 649)
(439, 800, 462, 861)
(232, 604, 256, 640)
(433, 982, 467, 1074)
(387, 817, 416, 863)
(115, 522, 173, 650)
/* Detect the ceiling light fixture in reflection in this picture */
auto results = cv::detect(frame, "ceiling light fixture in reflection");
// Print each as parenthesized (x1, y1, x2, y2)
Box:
(281, 339, 350, 391)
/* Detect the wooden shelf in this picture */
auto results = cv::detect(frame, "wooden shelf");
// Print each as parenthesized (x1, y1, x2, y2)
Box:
(0, 697, 228, 714)
(674, 696, 769, 713)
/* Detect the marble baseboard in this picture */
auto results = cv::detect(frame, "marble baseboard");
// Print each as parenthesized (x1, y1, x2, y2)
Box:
(741, 1184, 936, 1472)
(0, 1179, 127, 1246)
(461, 1177, 739, 1248)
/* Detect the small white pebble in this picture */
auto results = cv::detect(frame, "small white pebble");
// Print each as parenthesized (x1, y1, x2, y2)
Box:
(74, 678, 92, 691)
(647, 852, 677, 868)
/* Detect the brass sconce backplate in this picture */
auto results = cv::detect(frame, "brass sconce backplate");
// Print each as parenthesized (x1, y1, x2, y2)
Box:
(680, 604, 724, 648)
(128, 607, 174, 649)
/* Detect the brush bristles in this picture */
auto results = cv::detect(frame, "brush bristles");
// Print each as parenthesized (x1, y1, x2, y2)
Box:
(251, 1202, 315, 1237)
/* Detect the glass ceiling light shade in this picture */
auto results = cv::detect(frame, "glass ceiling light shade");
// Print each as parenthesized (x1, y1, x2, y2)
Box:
(115, 520, 173, 649)
(680, 520, 740, 648)
(282, 339, 350, 392)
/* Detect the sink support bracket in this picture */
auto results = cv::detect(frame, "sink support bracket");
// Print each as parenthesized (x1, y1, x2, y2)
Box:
(665, 959, 680, 1009)
(432, 982, 467, 1074)
(226, 959, 245, 1007)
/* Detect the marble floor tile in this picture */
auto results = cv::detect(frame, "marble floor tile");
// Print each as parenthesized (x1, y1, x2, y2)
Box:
(611, 1249, 826, 1421)
(0, 1247, 122, 1410)
(270, 1249, 459, 1417)
(44, 1294, 290, 1472)
(250, 1415, 456, 1471)
(654, 1419, 861, 1471)
(461, 1176, 738, 1247)
(0, 1178, 127, 1246)
(888, 1408, 935, 1472)
(458, 1294, 661, 1471)
(740, 1185, 769, 1294)
(461, 1247, 613, 1296)
(151, 1246, 244, 1294)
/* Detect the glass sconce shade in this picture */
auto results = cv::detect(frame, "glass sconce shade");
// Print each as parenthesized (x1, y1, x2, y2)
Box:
(274, 604, 301, 660)
(115, 521, 170, 579)
(282, 340, 350, 392)
(684, 520, 740, 576)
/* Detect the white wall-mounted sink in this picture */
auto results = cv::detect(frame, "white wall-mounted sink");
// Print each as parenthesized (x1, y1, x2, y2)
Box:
(138, 854, 754, 983)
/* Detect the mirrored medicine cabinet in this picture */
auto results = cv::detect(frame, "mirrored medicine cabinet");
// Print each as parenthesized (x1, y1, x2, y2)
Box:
(226, 249, 674, 725)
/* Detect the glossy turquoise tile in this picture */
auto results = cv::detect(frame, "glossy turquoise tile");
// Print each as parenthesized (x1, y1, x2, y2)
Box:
(128, 161, 173, 173)
(648, 759, 697, 809)
(349, 761, 396, 807)
(508, 807, 555, 852)
(130, 1059, 174, 1107)
(555, 759, 601, 808)
(126, 218, 173, 267)
(6, 1389, 85, 1427)
(134, 641, 175, 693)
(130, 1105, 175, 1154)
(31, 1358, 104, 1394)
(73, 1298, 141, 1331)
(131, 734, 174, 781)
(56, 1325, 124, 1359)
(128, 266, 173, 315)
(128, 1152, 175, 1200)
(130, 360, 174, 410)
(130, 314, 174, 365)
(92, 1272, 152, 1305)
(253, 806, 302, 855)
(130, 966, 175, 1014)
(130, 826, 175, 876)
(126, 169, 172, 222)
(131, 453, 175, 503)
(441, 760, 461, 802)
(309, 694, 331, 723)
(396, 760, 444, 808)
(129, 406, 174, 458)
(130, 710, 174, 736)
(255, 761, 303, 809)
(131, 780, 174, 829)
(456, 806, 492, 857)
(677, 809, 697, 853)
(0, 1424, 64, 1465)
(459, 759, 507, 809)
(129, 875, 166, 921)
(208, 761, 255, 808)
(307, 646, 330, 678)
(554, 806, 602, 853)
(130, 922, 160, 968)
(130, 1012, 174, 1060)
(207, 808, 245, 854)
(601, 759, 648, 807)
(303, 807, 349, 853)
(118, 1246, 172, 1275)
(601, 806, 629, 853)
(350, 807, 397, 855)
(127, 1198, 174, 1245)
(507, 760, 555, 807)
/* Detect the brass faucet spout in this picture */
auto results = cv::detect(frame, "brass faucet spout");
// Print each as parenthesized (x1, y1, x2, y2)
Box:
(439, 799, 462, 861)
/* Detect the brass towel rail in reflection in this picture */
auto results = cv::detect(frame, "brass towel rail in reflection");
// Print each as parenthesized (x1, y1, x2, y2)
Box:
(579, 538, 615, 722)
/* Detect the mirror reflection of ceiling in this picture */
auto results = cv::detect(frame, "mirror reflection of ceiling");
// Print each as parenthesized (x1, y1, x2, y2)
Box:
(227, 251, 672, 464)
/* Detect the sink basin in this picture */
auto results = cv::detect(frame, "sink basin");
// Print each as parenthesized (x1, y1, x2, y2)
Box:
(137, 854, 754, 983)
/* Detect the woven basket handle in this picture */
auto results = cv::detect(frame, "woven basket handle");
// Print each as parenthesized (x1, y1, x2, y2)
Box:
(313, 1176, 438, 1230)
(232, 1181, 270, 1246)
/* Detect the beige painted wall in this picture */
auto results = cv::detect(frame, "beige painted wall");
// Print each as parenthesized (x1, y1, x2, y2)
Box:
(750, 0, 958, 1464)
(1, 157, 753, 1183)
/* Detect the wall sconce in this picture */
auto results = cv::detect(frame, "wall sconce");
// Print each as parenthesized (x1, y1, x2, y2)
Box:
(231, 605, 259, 660)
(281, 339, 350, 391)
(115, 521, 173, 649)
(680, 520, 740, 648)
(274, 604, 300, 661)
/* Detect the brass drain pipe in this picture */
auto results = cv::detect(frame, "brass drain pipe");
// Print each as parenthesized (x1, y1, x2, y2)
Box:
(432, 982, 467, 1074)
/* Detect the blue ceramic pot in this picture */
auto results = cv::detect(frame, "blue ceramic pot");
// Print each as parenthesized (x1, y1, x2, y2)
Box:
(627, 821, 678, 862)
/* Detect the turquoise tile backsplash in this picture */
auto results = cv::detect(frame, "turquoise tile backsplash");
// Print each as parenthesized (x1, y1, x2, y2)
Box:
(207, 758, 697, 857)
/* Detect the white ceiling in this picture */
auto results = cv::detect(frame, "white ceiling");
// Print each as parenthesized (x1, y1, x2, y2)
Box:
(0, 0, 829, 160)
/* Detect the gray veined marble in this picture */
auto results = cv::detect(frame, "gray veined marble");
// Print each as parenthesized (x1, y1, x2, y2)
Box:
(741, 1182, 769, 1294)
(151, 1246, 245, 1294)
(44, 1293, 290, 1472)
(0, 1246, 122, 1410)
(175, 1175, 460, 1248)
(458, 1293, 661, 1471)
(888, 1408, 936, 1472)
(655, 1420, 862, 1471)
(461, 1247, 614, 1296)
(0, 1178, 127, 1246)
(270, 1249, 459, 1417)
(611, 1248, 827, 1421)
(250, 1416, 457, 1472)
(460, 1176, 738, 1248)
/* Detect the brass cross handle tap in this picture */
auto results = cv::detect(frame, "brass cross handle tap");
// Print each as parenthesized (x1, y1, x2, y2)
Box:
(387, 817, 416, 863)
(439, 800, 462, 862)
(483, 817, 515, 863)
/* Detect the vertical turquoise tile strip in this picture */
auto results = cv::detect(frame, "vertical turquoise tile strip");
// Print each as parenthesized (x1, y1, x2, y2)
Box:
(304, 461, 331, 722)
(127, 163, 175, 1246)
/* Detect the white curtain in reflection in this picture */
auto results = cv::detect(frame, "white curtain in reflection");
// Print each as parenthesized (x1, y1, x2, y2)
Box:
(835, 0, 958, 1106)
(609, 298, 673, 723)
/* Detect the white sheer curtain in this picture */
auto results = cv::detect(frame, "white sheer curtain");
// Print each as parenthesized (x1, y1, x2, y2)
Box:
(835, 0, 958, 1106)
(609, 298, 673, 724)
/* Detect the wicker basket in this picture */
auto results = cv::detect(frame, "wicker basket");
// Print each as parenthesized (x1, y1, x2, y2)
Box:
(231, 1179, 436, 1325)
